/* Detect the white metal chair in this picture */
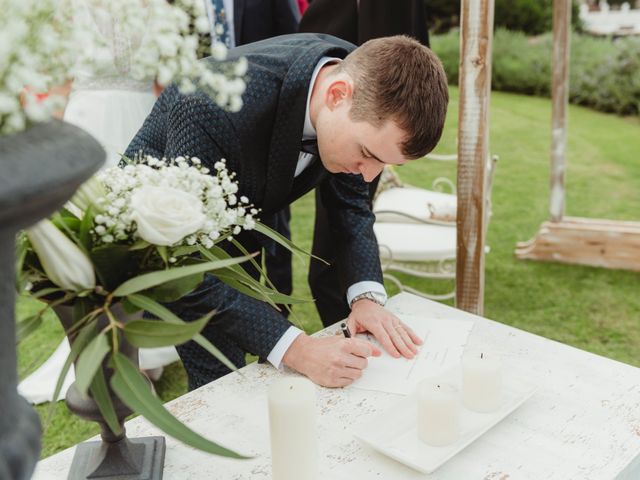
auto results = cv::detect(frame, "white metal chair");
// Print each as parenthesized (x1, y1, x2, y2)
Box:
(373, 153, 498, 300)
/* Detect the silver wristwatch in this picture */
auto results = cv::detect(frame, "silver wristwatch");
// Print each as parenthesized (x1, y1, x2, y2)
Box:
(349, 291, 387, 308)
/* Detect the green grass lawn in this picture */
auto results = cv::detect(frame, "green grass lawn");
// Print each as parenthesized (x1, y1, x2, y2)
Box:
(18, 86, 640, 458)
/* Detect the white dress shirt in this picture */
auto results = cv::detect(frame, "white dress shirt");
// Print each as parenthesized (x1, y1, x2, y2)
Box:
(266, 57, 388, 368)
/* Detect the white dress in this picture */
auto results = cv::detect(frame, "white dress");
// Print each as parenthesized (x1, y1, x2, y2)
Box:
(63, 1, 157, 167)
(18, 2, 180, 405)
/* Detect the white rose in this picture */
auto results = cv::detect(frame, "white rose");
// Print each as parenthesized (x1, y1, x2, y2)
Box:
(131, 186, 206, 246)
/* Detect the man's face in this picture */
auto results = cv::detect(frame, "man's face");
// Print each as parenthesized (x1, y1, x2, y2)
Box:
(314, 76, 408, 182)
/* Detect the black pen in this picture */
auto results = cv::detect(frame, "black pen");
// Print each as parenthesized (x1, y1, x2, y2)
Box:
(340, 322, 352, 338)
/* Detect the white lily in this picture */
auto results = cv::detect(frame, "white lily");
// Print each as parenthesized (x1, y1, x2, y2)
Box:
(67, 175, 106, 215)
(26, 219, 96, 291)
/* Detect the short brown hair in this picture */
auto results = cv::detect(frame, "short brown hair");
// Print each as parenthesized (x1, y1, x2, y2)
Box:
(339, 36, 449, 159)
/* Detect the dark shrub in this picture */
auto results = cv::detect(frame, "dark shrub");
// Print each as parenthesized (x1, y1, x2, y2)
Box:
(431, 29, 640, 116)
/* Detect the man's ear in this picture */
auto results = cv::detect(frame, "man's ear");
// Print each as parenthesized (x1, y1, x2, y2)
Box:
(325, 78, 353, 111)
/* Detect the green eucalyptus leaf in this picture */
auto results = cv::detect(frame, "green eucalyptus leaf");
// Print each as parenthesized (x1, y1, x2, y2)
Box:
(213, 272, 263, 297)
(47, 322, 96, 424)
(156, 246, 169, 265)
(49, 212, 87, 260)
(123, 315, 210, 348)
(31, 287, 64, 299)
(16, 314, 42, 343)
(75, 331, 110, 396)
(211, 272, 279, 310)
(52, 215, 81, 233)
(129, 239, 151, 251)
(197, 245, 253, 279)
(59, 207, 80, 219)
(126, 294, 182, 324)
(143, 273, 204, 303)
(214, 272, 309, 305)
(172, 245, 200, 257)
(78, 205, 95, 251)
(200, 242, 307, 305)
(112, 256, 254, 297)
(90, 244, 133, 291)
(254, 222, 327, 264)
(89, 368, 123, 436)
(126, 294, 238, 373)
(260, 248, 268, 285)
(111, 353, 247, 458)
(121, 297, 141, 315)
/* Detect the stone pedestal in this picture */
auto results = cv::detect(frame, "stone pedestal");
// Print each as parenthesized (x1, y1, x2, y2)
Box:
(0, 120, 104, 479)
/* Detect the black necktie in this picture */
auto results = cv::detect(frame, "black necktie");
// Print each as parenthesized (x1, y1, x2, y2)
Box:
(288, 139, 326, 204)
(301, 139, 319, 158)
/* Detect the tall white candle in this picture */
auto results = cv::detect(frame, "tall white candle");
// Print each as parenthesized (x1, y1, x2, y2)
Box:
(417, 381, 460, 446)
(268, 377, 319, 480)
(462, 351, 502, 413)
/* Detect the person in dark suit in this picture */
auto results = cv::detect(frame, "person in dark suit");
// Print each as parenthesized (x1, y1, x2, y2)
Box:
(299, 0, 432, 327)
(126, 33, 448, 390)
(201, 0, 301, 302)
(299, 0, 429, 46)
(203, 0, 300, 48)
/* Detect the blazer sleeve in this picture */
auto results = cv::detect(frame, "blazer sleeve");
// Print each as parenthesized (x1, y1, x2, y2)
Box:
(125, 85, 181, 160)
(317, 173, 383, 286)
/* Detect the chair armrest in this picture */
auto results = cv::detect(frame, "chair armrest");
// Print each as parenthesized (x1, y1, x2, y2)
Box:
(425, 153, 458, 162)
(374, 209, 455, 227)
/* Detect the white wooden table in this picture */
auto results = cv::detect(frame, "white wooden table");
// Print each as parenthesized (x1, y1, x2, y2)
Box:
(34, 293, 640, 479)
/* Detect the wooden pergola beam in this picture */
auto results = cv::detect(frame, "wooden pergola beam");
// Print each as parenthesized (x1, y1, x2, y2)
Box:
(550, 0, 572, 222)
(515, 0, 640, 271)
(456, 0, 495, 315)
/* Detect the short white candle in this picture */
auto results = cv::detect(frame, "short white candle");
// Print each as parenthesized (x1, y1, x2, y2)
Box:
(462, 351, 502, 413)
(268, 377, 319, 480)
(417, 381, 460, 447)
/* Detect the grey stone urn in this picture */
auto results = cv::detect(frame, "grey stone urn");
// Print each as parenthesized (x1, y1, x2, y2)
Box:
(0, 120, 103, 479)
(54, 304, 165, 480)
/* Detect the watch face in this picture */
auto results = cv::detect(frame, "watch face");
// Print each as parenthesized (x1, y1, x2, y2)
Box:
(366, 292, 385, 305)
(372, 292, 386, 305)
(351, 292, 387, 307)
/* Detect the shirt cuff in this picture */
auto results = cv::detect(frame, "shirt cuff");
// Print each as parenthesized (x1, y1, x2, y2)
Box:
(266, 326, 304, 369)
(346, 281, 387, 306)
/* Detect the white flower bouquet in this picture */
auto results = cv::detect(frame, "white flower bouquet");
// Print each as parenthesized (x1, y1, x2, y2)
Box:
(1, 0, 246, 135)
(16, 156, 305, 456)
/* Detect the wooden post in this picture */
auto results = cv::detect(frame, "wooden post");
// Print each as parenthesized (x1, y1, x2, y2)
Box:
(549, 0, 572, 222)
(456, 0, 495, 315)
(515, 0, 640, 271)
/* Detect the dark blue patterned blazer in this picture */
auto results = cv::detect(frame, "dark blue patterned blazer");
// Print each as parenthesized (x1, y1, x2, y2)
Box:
(125, 34, 383, 359)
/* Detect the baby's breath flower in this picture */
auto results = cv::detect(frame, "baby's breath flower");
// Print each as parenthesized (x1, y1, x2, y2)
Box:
(1, 0, 246, 135)
(92, 156, 256, 250)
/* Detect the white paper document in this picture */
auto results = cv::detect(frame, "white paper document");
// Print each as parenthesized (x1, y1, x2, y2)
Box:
(349, 313, 474, 395)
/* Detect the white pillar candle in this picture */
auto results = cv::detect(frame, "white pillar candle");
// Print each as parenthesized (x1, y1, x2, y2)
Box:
(417, 381, 460, 446)
(462, 351, 502, 413)
(268, 377, 319, 480)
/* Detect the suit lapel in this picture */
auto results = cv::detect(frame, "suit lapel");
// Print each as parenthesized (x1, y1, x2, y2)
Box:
(261, 42, 350, 214)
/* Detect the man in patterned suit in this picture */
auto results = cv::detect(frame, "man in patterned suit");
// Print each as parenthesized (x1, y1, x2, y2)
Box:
(126, 33, 449, 390)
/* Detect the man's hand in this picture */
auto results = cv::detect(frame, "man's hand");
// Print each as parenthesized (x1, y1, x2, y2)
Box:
(347, 299, 423, 359)
(282, 334, 381, 388)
